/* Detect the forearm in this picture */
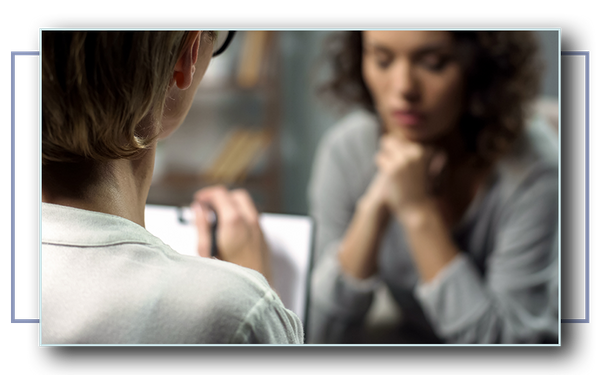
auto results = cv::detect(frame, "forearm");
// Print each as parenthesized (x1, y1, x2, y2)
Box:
(338, 197, 389, 279)
(413, 182, 559, 343)
(396, 200, 459, 283)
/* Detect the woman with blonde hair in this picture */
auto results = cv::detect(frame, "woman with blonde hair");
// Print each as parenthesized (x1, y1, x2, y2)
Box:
(308, 30, 558, 344)
(41, 30, 303, 344)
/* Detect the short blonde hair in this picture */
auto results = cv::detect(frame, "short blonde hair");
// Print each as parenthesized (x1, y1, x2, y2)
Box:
(42, 31, 191, 164)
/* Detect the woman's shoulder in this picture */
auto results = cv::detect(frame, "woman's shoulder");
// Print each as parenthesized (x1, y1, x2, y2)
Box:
(310, 110, 381, 194)
(493, 115, 559, 200)
(319, 109, 380, 155)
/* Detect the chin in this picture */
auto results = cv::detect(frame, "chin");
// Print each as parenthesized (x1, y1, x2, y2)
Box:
(388, 128, 435, 144)
(384, 116, 452, 143)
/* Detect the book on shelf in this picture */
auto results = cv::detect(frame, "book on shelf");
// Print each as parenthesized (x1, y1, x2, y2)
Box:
(237, 31, 270, 89)
(202, 127, 272, 184)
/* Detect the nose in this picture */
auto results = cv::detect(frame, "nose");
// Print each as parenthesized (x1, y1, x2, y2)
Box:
(391, 59, 419, 102)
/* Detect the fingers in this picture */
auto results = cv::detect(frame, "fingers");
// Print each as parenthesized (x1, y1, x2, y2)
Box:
(230, 189, 260, 227)
(379, 134, 441, 177)
(191, 185, 270, 282)
(195, 185, 240, 227)
(194, 185, 260, 224)
(375, 150, 392, 172)
(194, 185, 237, 258)
(192, 202, 211, 258)
(377, 135, 434, 171)
(374, 134, 434, 213)
(192, 185, 261, 244)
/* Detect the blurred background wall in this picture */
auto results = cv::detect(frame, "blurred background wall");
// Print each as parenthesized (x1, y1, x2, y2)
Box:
(149, 30, 559, 216)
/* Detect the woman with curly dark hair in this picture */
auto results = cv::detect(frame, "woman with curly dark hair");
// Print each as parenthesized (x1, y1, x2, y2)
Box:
(307, 31, 558, 344)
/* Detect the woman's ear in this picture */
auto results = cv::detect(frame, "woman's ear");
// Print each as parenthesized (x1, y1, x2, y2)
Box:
(173, 31, 201, 90)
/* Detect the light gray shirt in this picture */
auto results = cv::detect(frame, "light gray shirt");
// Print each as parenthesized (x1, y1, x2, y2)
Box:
(307, 111, 559, 344)
(41, 203, 304, 345)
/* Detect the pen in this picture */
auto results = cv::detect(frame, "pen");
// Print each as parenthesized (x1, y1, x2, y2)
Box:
(205, 205, 219, 258)
(178, 204, 219, 257)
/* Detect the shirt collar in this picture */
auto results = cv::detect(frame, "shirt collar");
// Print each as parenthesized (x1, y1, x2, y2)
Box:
(42, 202, 165, 248)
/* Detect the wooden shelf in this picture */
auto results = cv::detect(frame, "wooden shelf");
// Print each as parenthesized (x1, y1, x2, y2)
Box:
(147, 170, 281, 213)
(148, 31, 283, 213)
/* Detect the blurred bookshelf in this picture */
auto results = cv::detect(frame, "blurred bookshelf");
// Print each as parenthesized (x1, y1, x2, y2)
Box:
(148, 31, 283, 212)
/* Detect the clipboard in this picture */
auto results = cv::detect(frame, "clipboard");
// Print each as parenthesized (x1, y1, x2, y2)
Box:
(144, 204, 315, 327)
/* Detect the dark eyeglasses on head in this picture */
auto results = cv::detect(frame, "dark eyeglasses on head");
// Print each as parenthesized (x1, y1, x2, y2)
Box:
(211, 31, 236, 57)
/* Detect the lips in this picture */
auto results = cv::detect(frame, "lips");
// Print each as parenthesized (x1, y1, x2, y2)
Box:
(391, 110, 424, 127)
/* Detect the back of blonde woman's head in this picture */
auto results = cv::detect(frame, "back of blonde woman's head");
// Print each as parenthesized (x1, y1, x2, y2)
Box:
(42, 31, 190, 164)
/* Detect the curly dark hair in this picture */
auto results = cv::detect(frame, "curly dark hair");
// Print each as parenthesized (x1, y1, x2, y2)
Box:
(320, 31, 543, 167)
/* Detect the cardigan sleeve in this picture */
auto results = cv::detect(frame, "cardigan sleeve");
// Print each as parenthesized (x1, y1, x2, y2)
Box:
(306, 122, 381, 343)
(415, 166, 559, 343)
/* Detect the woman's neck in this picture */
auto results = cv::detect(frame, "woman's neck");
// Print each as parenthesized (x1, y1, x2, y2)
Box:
(42, 146, 157, 228)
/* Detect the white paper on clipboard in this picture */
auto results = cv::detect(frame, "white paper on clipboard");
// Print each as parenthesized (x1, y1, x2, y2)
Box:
(144, 204, 314, 324)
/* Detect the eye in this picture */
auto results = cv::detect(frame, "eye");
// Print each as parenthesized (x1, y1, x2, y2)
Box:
(375, 58, 391, 68)
(363, 44, 394, 69)
(372, 51, 393, 69)
(419, 53, 450, 71)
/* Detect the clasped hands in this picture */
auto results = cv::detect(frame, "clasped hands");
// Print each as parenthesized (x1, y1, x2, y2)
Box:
(340, 133, 456, 281)
(187, 135, 443, 283)
(363, 133, 446, 224)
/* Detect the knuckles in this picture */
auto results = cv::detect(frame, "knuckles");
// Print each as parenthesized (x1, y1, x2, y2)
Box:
(222, 211, 243, 227)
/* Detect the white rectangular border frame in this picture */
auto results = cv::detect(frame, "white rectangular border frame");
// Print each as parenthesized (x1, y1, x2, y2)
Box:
(3, 28, 591, 342)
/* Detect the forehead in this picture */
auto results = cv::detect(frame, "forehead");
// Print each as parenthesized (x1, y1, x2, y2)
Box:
(362, 31, 454, 52)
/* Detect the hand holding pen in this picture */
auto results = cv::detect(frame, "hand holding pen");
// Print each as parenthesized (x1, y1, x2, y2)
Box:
(192, 186, 272, 283)
(187, 202, 218, 257)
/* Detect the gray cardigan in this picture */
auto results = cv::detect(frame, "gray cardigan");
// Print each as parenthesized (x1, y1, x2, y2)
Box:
(307, 111, 559, 344)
